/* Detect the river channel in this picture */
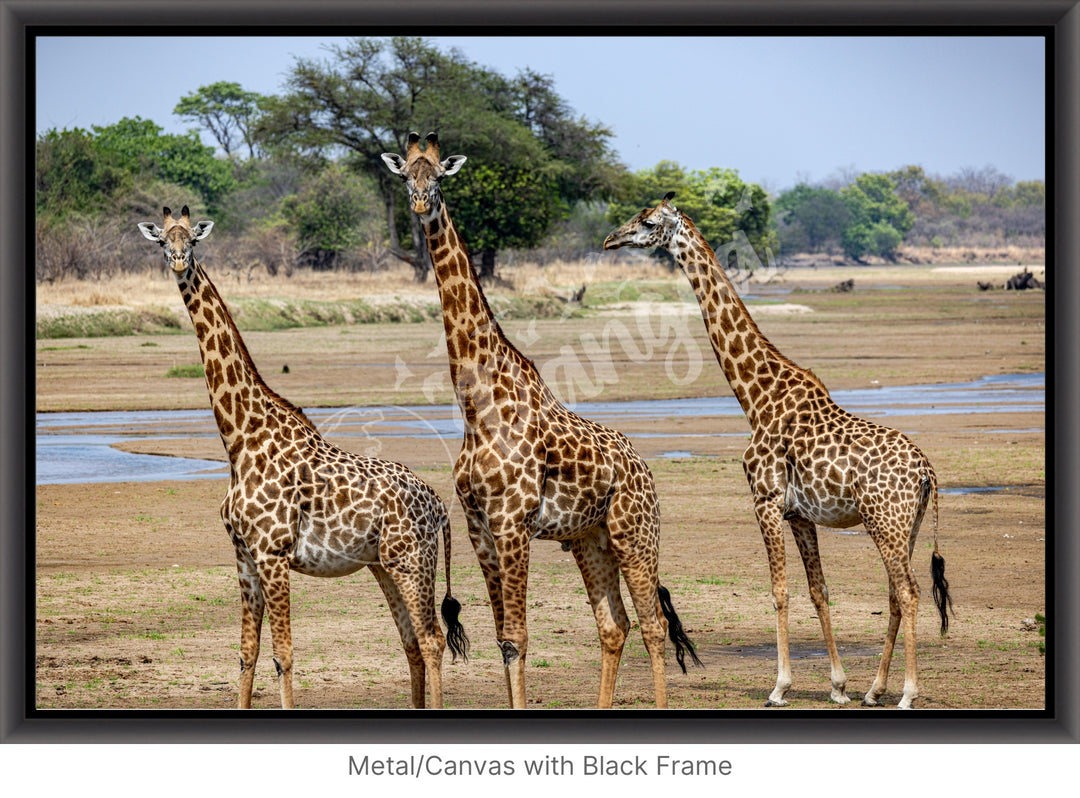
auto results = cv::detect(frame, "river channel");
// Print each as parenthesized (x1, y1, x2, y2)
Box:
(36, 372, 1044, 485)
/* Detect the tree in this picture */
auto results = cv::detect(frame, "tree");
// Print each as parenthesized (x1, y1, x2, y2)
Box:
(36, 127, 130, 218)
(448, 159, 562, 281)
(774, 184, 851, 254)
(279, 162, 383, 270)
(608, 161, 775, 266)
(839, 173, 913, 262)
(257, 36, 622, 281)
(174, 82, 267, 159)
(90, 116, 236, 213)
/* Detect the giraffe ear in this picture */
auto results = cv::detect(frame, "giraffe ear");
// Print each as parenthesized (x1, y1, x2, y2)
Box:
(192, 220, 214, 240)
(138, 222, 163, 242)
(381, 152, 407, 175)
(441, 155, 466, 176)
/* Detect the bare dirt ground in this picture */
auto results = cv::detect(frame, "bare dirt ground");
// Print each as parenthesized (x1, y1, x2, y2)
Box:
(34, 264, 1047, 711)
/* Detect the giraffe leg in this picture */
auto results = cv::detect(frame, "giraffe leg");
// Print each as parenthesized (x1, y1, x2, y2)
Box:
(789, 517, 849, 704)
(258, 556, 295, 709)
(605, 503, 671, 710)
(463, 510, 512, 705)
(234, 548, 264, 709)
(864, 521, 922, 708)
(370, 563, 439, 709)
(864, 586, 900, 706)
(490, 523, 531, 709)
(755, 500, 792, 706)
(569, 535, 630, 708)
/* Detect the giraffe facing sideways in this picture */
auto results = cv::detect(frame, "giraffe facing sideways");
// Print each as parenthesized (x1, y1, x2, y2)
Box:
(138, 206, 467, 709)
(383, 133, 700, 709)
(605, 193, 952, 709)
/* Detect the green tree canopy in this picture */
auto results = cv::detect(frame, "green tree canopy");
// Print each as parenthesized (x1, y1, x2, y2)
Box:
(608, 161, 775, 266)
(279, 162, 382, 270)
(174, 81, 267, 159)
(91, 116, 236, 213)
(256, 36, 621, 281)
(839, 173, 913, 261)
(774, 183, 851, 253)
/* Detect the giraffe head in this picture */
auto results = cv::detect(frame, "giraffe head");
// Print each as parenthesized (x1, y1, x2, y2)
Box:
(602, 191, 682, 252)
(381, 132, 466, 223)
(137, 205, 214, 275)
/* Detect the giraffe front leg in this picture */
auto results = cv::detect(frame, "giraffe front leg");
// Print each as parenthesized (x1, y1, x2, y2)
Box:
(464, 507, 514, 706)
(234, 546, 264, 709)
(789, 517, 849, 704)
(258, 556, 295, 709)
(755, 500, 792, 707)
(491, 523, 530, 709)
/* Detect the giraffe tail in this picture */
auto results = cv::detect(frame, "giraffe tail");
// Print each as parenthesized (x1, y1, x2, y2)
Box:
(440, 516, 470, 662)
(659, 584, 703, 673)
(925, 472, 953, 636)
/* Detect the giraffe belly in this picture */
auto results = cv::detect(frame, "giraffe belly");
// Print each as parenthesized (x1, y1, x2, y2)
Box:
(784, 477, 862, 529)
(533, 478, 609, 541)
(290, 517, 381, 577)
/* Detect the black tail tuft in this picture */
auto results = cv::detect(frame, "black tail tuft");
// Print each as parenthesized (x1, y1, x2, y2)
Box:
(441, 595, 469, 663)
(658, 584, 703, 673)
(931, 550, 953, 636)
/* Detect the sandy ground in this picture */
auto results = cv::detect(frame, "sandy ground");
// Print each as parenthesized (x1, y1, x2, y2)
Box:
(33, 264, 1047, 711)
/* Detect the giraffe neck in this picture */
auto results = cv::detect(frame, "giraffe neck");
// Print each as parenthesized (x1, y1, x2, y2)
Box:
(669, 213, 799, 426)
(177, 260, 315, 458)
(421, 203, 519, 410)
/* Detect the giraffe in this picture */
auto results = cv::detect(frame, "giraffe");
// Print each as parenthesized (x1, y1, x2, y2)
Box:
(137, 206, 468, 709)
(604, 193, 952, 709)
(382, 133, 700, 709)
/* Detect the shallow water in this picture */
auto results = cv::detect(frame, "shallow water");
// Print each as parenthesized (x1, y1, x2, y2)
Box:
(36, 372, 1043, 485)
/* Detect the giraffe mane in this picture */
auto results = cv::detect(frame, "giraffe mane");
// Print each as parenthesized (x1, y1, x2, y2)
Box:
(194, 258, 318, 432)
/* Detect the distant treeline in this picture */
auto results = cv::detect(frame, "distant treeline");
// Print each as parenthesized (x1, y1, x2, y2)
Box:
(35, 37, 1045, 284)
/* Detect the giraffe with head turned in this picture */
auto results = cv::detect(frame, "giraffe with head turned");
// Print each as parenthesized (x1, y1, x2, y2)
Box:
(382, 133, 700, 709)
(605, 193, 952, 709)
(138, 206, 467, 709)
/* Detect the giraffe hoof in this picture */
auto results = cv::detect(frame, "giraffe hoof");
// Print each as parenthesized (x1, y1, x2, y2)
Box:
(862, 696, 881, 707)
(831, 692, 851, 705)
(764, 699, 789, 707)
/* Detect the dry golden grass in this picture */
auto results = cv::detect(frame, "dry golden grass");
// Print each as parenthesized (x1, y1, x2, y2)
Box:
(35, 255, 678, 310)
(900, 244, 1045, 264)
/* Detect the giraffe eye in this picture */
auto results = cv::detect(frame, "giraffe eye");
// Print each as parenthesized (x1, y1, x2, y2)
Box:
(642, 220, 656, 229)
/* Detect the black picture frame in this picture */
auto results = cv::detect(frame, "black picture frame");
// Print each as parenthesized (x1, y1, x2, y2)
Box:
(3, 0, 1075, 744)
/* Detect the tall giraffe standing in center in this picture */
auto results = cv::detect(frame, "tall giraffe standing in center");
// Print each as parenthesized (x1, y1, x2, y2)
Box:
(138, 206, 467, 709)
(383, 133, 699, 709)
(605, 193, 952, 709)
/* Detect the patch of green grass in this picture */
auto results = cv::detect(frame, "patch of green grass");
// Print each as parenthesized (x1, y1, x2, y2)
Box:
(40, 344, 92, 351)
(164, 363, 205, 378)
(37, 306, 182, 339)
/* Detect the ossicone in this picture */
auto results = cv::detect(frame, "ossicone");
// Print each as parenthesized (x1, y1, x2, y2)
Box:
(663, 191, 676, 202)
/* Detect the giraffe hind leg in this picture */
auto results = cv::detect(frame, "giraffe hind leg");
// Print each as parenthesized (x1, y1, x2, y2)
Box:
(864, 516, 921, 708)
(789, 517, 849, 704)
(569, 535, 630, 709)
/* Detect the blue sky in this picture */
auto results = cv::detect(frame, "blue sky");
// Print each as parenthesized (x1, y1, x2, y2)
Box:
(35, 35, 1046, 191)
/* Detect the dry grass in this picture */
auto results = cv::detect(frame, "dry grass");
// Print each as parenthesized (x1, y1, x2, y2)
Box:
(36, 256, 676, 310)
(899, 244, 1045, 265)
